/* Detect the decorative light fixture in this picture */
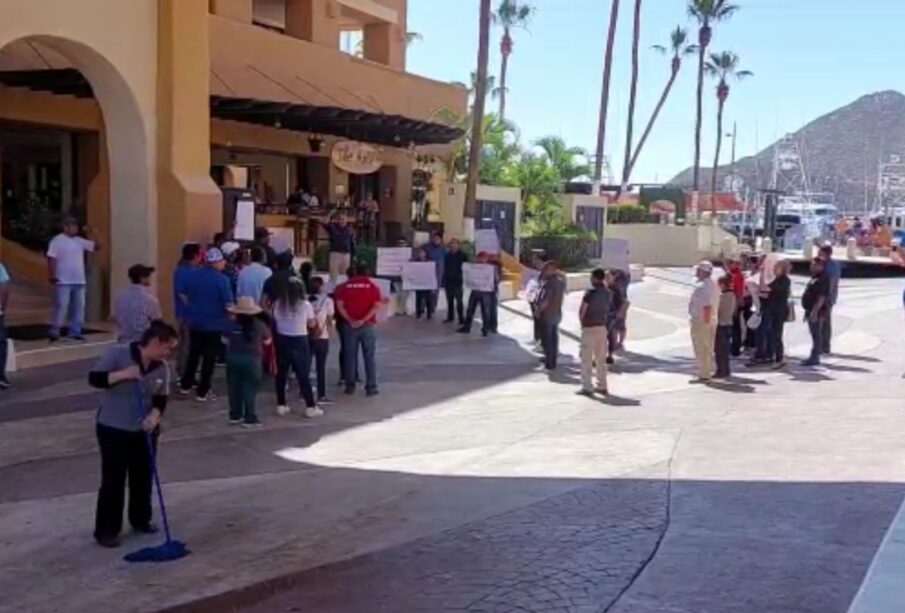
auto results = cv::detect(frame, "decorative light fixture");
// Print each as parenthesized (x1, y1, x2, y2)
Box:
(308, 135, 326, 153)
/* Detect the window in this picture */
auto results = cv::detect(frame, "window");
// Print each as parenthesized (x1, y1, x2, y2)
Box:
(252, 0, 286, 33)
(339, 30, 364, 57)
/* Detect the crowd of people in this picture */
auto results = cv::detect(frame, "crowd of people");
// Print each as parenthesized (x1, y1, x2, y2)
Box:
(687, 244, 840, 382)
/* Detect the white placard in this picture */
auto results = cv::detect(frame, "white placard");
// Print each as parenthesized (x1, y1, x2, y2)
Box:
(520, 268, 540, 289)
(475, 228, 501, 254)
(401, 262, 438, 291)
(370, 277, 392, 322)
(376, 247, 412, 277)
(602, 238, 630, 271)
(234, 200, 255, 241)
(464, 263, 496, 292)
(318, 273, 348, 295)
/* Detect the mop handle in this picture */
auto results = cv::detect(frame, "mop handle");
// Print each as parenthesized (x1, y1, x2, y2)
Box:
(135, 384, 174, 544)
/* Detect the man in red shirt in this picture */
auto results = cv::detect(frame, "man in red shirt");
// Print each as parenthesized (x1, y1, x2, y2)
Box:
(335, 263, 383, 396)
(726, 257, 746, 356)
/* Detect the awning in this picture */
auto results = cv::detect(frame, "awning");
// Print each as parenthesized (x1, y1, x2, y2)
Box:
(0, 36, 464, 147)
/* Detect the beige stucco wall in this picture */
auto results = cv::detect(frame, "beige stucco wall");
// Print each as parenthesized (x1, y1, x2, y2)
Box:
(605, 224, 737, 267)
(0, 0, 159, 304)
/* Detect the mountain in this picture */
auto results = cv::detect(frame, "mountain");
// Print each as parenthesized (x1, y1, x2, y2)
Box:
(668, 90, 905, 211)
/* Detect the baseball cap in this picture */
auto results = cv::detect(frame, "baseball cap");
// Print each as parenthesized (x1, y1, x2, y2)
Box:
(206, 247, 224, 263)
(128, 264, 155, 283)
(221, 241, 241, 257)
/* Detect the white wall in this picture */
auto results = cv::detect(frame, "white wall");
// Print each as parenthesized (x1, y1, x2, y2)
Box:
(605, 224, 738, 267)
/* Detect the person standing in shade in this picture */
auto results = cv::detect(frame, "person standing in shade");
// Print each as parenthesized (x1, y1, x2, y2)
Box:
(458, 251, 494, 337)
(323, 212, 355, 284)
(578, 268, 611, 396)
(714, 275, 737, 379)
(801, 257, 830, 367)
(413, 247, 436, 320)
(688, 261, 720, 383)
(0, 261, 10, 389)
(178, 248, 235, 401)
(173, 243, 202, 376)
(113, 265, 162, 344)
(47, 216, 101, 342)
(254, 227, 278, 269)
(308, 276, 335, 405)
(237, 246, 273, 304)
(422, 232, 447, 316)
(818, 244, 840, 355)
(443, 238, 468, 325)
(536, 260, 566, 371)
(335, 263, 383, 396)
(89, 321, 177, 548)
(224, 297, 271, 426)
(270, 271, 321, 418)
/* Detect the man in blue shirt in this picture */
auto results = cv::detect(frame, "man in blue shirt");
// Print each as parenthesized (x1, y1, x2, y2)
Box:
(422, 232, 447, 317)
(178, 247, 235, 401)
(173, 243, 202, 375)
(818, 244, 841, 355)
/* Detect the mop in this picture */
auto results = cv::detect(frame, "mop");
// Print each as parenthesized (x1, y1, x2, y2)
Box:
(124, 384, 190, 563)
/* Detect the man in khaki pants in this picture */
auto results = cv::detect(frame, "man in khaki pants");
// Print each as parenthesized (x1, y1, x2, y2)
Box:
(688, 261, 720, 383)
(579, 268, 612, 396)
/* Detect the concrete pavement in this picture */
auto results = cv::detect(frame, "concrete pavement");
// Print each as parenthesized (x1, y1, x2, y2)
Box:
(2, 270, 905, 612)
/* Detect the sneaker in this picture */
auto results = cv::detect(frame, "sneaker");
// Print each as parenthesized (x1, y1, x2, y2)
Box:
(95, 535, 120, 548)
(317, 396, 334, 405)
(178, 387, 193, 396)
(577, 389, 595, 397)
(605, 356, 615, 365)
(276, 405, 291, 416)
(0, 378, 10, 390)
(596, 388, 610, 396)
(689, 377, 711, 384)
(366, 389, 380, 397)
(229, 418, 243, 425)
(772, 360, 787, 370)
(801, 359, 820, 367)
(456, 327, 470, 334)
(195, 393, 217, 403)
(242, 419, 263, 428)
(304, 406, 325, 418)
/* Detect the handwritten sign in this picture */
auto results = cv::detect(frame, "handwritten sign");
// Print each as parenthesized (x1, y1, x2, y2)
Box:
(401, 262, 438, 291)
(475, 228, 501, 254)
(602, 238, 629, 272)
(376, 247, 412, 277)
(464, 263, 496, 292)
(234, 200, 256, 241)
(370, 277, 392, 322)
(331, 141, 383, 175)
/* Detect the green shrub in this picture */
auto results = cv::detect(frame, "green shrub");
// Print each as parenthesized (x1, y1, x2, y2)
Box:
(520, 235, 594, 271)
(607, 204, 649, 224)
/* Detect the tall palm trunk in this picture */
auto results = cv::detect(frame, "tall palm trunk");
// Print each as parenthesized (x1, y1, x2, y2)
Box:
(594, 0, 621, 183)
(628, 66, 678, 176)
(465, 0, 493, 220)
(711, 89, 727, 205)
(692, 21, 709, 216)
(499, 29, 512, 120)
(621, 0, 643, 188)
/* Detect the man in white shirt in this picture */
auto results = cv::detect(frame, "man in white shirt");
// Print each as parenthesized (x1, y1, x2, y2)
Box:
(46, 216, 101, 342)
(688, 260, 720, 382)
(0, 261, 10, 388)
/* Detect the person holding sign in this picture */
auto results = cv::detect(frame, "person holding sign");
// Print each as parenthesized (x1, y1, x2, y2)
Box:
(443, 239, 469, 325)
(413, 248, 436, 320)
(458, 252, 496, 337)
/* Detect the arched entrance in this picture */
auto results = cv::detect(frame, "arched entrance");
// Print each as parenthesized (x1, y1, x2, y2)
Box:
(0, 32, 156, 321)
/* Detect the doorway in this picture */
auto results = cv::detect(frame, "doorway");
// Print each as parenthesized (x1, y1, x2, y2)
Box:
(576, 205, 605, 259)
(476, 199, 517, 254)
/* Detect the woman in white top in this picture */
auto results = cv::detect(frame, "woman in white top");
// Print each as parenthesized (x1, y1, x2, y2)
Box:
(307, 277, 335, 404)
(270, 273, 321, 418)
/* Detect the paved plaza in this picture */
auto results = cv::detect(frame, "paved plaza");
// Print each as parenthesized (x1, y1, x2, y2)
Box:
(3, 269, 905, 612)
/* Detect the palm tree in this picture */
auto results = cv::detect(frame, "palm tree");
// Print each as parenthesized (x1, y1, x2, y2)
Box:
(627, 27, 696, 178)
(593, 0, 621, 183)
(469, 72, 504, 102)
(706, 51, 752, 205)
(620, 0, 643, 189)
(688, 0, 739, 215)
(493, 0, 534, 121)
(465, 0, 494, 221)
(534, 136, 592, 182)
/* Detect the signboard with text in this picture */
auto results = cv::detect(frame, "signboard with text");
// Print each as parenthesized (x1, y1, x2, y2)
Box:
(401, 262, 438, 291)
(331, 141, 383, 175)
(464, 263, 496, 292)
(376, 247, 412, 277)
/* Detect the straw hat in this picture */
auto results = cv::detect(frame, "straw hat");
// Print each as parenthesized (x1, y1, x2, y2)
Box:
(228, 296, 263, 315)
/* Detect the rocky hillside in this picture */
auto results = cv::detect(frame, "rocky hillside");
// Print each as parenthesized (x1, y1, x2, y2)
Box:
(669, 90, 905, 210)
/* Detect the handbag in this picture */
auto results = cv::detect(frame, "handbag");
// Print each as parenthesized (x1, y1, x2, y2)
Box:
(747, 312, 762, 330)
(786, 301, 797, 323)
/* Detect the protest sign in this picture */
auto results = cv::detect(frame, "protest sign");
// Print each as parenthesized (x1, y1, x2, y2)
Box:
(370, 277, 392, 322)
(401, 261, 438, 291)
(475, 228, 501, 254)
(464, 263, 496, 292)
(376, 247, 411, 276)
(602, 238, 630, 271)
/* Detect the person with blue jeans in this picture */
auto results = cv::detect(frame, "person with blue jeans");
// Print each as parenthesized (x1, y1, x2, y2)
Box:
(335, 263, 383, 396)
(46, 216, 100, 342)
(270, 271, 321, 418)
(0, 261, 10, 388)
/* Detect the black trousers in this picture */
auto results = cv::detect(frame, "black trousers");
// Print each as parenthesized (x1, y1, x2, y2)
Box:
(180, 329, 222, 397)
(445, 285, 465, 323)
(731, 308, 744, 356)
(415, 290, 434, 318)
(463, 291, 491, 332)
(95, 423, 157, 540)
(309, 337, 329, 399)
(715, 325, 732, 377)
(807, 316, 824, 363)
(822, 306, 833, 354)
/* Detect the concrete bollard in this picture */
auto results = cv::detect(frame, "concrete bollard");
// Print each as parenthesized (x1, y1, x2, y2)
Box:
(847, 237, 858, 260)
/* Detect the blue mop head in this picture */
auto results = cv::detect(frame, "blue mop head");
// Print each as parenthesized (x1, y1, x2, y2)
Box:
(124, 539, 190, 563)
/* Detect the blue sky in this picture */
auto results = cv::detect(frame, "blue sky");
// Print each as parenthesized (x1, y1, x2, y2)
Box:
(408, 0, 905, 183)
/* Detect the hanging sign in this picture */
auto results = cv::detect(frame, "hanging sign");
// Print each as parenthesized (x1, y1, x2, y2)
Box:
(331, 141, 383, 175)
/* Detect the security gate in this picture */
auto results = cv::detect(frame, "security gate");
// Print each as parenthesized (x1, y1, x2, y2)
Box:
(476, 199, 517, 254)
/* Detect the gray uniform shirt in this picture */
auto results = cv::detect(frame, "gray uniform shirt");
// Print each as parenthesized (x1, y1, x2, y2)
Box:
(581, 284, 612, 328)
(91, 344, 171, 432)
(538, 273, 566, 322)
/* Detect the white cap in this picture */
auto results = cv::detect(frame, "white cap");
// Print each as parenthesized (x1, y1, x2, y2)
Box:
(221, 241, 241, 257)
(696, 260, 714, 273)
(206, 247, 224, 263)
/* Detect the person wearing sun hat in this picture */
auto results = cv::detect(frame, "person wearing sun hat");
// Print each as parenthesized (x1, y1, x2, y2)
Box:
(224, 296, 272, 426)
(688, 260, 720, 382)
